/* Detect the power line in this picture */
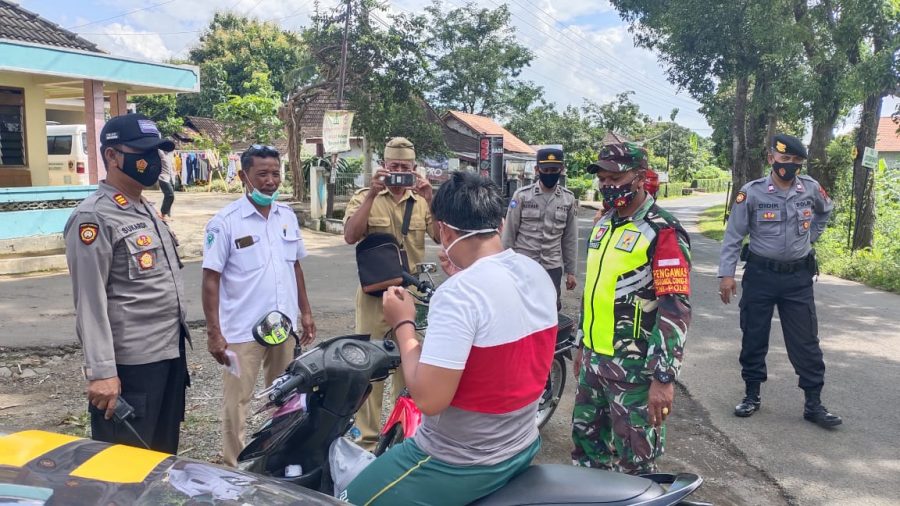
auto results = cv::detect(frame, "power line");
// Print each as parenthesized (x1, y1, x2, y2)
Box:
(66, 0, 179, 30)
(511, 0, 701, 106)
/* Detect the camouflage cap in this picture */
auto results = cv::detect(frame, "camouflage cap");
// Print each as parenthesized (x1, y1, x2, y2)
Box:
(586, 142, 649, 173)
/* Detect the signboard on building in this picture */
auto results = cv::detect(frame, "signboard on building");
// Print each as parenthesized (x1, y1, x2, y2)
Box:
(322, 110, 355, 154)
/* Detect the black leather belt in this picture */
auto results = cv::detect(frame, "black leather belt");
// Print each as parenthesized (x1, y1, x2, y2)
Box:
(746, 251, 810, 274)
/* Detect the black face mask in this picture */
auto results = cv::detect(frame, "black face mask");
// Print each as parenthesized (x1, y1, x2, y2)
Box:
(773, 161, 802, 182)
(116, 148, 162, 187)
(539, 172, 561, 188)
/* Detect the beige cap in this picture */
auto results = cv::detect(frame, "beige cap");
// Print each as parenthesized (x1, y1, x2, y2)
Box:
(384, 137, 416, 161)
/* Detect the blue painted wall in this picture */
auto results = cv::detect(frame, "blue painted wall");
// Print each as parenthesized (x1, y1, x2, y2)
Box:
(0, 185, 97, 239)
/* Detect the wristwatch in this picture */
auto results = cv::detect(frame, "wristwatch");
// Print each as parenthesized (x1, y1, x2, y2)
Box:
(653, 370, 674, 384)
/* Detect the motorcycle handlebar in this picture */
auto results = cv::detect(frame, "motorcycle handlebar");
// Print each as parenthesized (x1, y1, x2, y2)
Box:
(401, 272, 434, 297)
(269, 373, 305, 403)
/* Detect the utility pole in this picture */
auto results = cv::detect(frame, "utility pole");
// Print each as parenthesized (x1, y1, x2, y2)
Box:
(326, 0, 352, 218)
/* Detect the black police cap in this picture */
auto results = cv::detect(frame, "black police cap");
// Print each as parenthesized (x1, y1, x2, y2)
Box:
(537, 147, 564, 167)
(100, 113, 175, 152)
(772, 134, 807, 159)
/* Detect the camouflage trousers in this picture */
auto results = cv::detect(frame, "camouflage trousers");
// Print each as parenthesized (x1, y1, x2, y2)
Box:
(571, 348, 666, 475)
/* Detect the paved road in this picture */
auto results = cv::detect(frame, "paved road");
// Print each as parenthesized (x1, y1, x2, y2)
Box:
(3, 193, 898, 505)
(576, 195, 900, 506)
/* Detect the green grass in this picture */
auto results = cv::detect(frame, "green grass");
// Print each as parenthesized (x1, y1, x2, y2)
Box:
(698, 204, 727, 241)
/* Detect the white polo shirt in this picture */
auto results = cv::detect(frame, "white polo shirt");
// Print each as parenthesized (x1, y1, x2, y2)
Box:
(202, 196, 308, 344)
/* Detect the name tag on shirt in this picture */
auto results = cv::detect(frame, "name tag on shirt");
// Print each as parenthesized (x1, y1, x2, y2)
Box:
(235, 235, 257, 249)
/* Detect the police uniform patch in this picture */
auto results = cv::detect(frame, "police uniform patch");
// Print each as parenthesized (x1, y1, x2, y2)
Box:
(135, 159, 148, 174)
(509, 199, 518, 209)
(802, 221, 810, 230)
(819, 186, 830, 201)
(615, 230, 641, 252)
(802, 209, 812, 218)
(136, 235, 152, 247)
(763, 211, 777, 220)
(735, 191, 746, 204)
(137, 251, 154, 270)
(206, 233, 215, 247)
(113, 194, 128, 207)
(79, 223, 99, 245)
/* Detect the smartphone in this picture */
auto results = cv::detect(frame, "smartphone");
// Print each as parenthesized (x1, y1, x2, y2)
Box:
(386, 172, 415, 187)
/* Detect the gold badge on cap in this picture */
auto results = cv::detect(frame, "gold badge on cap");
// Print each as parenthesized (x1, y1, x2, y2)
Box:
(136, 159, 148, 174)
(775, 141, 787, 153)
(547, 154, 556, 161)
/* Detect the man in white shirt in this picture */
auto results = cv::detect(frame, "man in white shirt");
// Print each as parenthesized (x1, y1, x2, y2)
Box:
(345, 171, 557, 505)
(201, 145, 316, 467)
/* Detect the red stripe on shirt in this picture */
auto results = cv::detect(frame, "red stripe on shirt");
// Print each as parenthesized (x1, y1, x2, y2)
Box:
(450, 325, 557, 414)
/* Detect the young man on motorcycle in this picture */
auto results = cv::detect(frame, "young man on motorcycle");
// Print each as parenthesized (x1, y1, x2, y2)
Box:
(344, 172, 558, 505)
(573, 143, 692, 475)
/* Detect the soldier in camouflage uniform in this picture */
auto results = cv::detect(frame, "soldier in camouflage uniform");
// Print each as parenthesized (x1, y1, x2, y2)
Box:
(572, 143, 692, 475)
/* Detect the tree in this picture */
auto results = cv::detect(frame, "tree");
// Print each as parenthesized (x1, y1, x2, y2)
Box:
(582, 92, 650, 138)
(300, 0, 448, 215)
(424, 1, 541, 118)
(505, 101, 594, 153)
(131, 94, 182, 137)
(175, 61, 231, 118)
(213, 71, 284, 145)
(849, 0, 899, 249)
(610, 0, 803, 193)
(188, 13, 309, 101)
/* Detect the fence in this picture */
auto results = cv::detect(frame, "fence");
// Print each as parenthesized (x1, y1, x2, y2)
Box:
(332, 173, 364, 200)
(692, 178, 731, 193)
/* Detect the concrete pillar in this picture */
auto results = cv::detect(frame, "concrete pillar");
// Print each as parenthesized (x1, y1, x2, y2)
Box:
(83, 80, 105, 184)
(108, 89, 127, 117)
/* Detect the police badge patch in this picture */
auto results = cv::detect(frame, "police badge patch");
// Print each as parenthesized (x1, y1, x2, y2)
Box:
(79, 223, 99, 245)
(615, 230, 641, 252)
(509, 199, 518, 209)
(735, 191, 746, 204)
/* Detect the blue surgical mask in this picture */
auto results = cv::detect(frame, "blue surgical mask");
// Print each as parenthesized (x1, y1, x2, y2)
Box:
(246, 181, 279, 207)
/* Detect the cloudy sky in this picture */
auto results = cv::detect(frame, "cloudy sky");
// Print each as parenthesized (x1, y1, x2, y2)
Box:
(15, 0, 898, 136)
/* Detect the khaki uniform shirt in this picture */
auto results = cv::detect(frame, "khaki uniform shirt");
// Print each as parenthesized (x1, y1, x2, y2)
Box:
(719, 173, 833, 277)
(344, 188, 438, 336)
(64, 182, 189, 380)
(502, 183, 578, 274)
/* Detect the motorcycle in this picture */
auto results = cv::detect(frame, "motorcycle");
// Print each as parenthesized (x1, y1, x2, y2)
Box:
(237, 267, 708, 505)
(374, 265, 576, 455)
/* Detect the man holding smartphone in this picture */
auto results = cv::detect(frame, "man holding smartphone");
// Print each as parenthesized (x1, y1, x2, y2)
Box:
(343, 137, 439, 450)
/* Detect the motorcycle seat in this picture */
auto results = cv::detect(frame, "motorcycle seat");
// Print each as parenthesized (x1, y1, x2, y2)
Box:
(470, 464, 665, 506)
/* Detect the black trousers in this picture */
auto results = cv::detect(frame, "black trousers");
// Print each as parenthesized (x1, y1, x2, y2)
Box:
(90, 341, 188, 454)
(546, 267, 563, 311)
(159, 180, 175, 216)
(738, 261, 825, 390)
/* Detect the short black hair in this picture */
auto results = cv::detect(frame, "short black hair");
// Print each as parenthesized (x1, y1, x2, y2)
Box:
(241, 145, 280, 173)
(431, 171, 505, 231)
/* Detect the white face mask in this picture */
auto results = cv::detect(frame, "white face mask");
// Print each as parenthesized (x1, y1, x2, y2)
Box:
(440, 221, 499, 271)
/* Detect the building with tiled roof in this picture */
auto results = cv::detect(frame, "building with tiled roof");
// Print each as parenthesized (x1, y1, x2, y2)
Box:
(875, 116, 900, 170)
(0, 0, 100, 52)
(442, 110, 536, 155)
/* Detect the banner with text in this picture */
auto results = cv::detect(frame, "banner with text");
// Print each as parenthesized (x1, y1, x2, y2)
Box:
(322, 110, 355, 154)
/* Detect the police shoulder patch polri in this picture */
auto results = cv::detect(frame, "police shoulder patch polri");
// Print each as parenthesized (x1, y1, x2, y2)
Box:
(79, 223, 99, 245)
(735, 191, 747, 204)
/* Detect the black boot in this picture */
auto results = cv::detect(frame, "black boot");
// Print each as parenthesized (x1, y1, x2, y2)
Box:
(803, 388, 842, 427)
(734, 382, 761, 417)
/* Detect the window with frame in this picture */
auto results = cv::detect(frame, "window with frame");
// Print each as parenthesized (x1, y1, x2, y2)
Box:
(0, 88, 27, 167)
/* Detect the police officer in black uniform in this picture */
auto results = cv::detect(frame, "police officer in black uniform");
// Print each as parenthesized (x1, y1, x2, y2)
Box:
(718, 133, 841, 428)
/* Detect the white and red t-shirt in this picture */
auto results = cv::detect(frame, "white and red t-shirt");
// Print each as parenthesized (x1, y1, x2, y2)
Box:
(414, 248, 557, 465)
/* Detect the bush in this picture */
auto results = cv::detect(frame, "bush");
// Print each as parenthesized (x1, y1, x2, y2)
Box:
(565, 176, 593, 199)
(693, 165, 729, 180)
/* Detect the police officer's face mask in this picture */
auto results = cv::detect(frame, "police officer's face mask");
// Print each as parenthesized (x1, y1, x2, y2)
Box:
(772, 161, 802, 181)
(600, 174, 640, 209)
(115, 148, 162, 187)
(538, 170, 561, 188)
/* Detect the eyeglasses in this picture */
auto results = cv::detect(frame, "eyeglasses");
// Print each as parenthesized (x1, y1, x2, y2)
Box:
(246, 144, 279, 156)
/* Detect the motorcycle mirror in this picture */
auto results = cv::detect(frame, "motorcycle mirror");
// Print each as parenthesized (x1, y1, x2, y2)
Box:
(252, 311, 294, 348)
